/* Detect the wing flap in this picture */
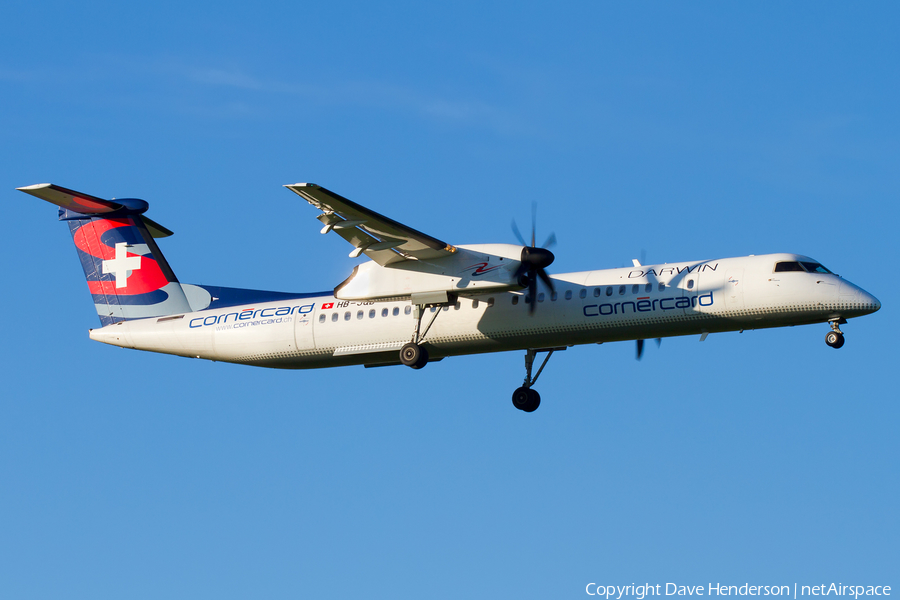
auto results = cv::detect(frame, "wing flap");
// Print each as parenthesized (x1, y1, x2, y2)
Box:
(286, 183, 456, 265)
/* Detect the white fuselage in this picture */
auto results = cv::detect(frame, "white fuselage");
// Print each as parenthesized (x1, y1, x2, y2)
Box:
(89, 253, 880, 369)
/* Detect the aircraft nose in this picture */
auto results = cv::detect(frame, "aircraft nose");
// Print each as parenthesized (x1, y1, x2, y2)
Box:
(863, 291, 881, 313)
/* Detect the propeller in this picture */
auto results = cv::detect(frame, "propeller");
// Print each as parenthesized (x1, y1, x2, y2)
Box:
(636, 337, 662, 360)
(634, 248, 661, 359)
(512, 204, 556, 314)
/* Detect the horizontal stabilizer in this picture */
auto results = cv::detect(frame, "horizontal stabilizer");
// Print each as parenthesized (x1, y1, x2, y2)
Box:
(18, 183, 174, 238)
(19, 183, 121, 214)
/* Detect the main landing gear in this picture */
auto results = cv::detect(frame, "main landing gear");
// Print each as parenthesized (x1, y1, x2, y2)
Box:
(825, 319, 846, 349)
(400, 342, 429, 369)
(512, 347, 565, 413)
(400, 294, 454, 370)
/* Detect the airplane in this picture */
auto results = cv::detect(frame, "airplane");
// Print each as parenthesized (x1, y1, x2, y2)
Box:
(19, 182, 881, 412)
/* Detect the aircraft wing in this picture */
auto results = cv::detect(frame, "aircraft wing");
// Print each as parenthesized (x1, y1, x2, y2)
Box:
(285, 183, 457, 266)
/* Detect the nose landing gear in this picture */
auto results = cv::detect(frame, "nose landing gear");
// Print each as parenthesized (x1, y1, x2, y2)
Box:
(826, 319, 846, 349)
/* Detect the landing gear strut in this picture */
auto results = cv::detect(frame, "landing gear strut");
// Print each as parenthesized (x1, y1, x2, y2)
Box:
(826, 319, 845, 349)
(400, 293, 455, 369)
(512, 347, 564, 412)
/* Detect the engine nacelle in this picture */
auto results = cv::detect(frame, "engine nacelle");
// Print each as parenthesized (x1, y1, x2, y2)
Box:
(334, 244, 524, 301)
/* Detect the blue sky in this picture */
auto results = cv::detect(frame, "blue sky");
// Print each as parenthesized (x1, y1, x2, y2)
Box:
(2, 2, 898, 598)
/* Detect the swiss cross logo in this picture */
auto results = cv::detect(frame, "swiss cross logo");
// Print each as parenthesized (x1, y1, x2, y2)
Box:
(322, 302, 334, 309)
(102, 242, 142, 288)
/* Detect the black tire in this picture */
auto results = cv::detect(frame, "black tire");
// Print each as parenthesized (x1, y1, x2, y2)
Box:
(400, 343, 429, 368)
(825, 331, 845, 349)
(400, 342, 421, 366)
(512, 387, 531, 410)
(411, 345, 429, 369)
(512, 387, 541, 412)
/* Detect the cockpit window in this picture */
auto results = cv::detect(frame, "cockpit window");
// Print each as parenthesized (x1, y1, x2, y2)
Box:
(774, 261, 805, 272)
(801, 262, 832, 274)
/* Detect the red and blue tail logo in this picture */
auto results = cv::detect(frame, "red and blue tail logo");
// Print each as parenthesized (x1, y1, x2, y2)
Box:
(66, 213, 192, 325)
(15, 183, 193, 326)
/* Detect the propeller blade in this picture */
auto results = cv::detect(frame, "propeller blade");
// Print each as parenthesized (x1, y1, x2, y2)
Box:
(528, 274, 537, 314)
(530, 202, 536, 248)
(511, 220, 527, 247)
(542, 232, 557, 249)
(656, 338, 662, 347)
(537, 268, 555, 293)
(636, 339, 645, 360)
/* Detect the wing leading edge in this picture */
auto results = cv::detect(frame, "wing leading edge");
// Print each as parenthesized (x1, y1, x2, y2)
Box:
(285, 183, 457, 266)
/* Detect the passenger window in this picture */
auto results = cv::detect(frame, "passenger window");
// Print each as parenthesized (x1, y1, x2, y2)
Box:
(487, 297, 495, 307)
(774, 261, 805, 272)
(442, 305, 449, 311)
(631, 284, 639, 294)
(512, 296, 519, 305)
(551, 292, 558, 301)
(319, 314, 326, 323)
(618, 285, 626, 295)
(381, 308, 388, 317)
(538, 293, 545, 302)
(525, 295, 532, 304)
(645, 283, 652, 293)
(658, 282, 665, 292)
(472, 299, 479, 309)
(332, 313, 338, 322)
(404, 306, 412, 315)
(393, 307, 400, 316)
(344, 311, 351, 321)
(606, 287, 613, 296)
(565, 290, 573, 300)
(687, 279, 694, 290)
(579, 289, 586, 299)
(454, 302, 461, 310)
(594, 288, 601, 297)
(357, 310, 364, 320)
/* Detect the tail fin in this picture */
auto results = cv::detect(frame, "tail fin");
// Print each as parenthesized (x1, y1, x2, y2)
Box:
(19, 183, 192, 325)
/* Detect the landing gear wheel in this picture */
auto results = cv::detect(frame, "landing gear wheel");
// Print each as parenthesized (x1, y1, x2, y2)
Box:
(511, 387, 541, 412)
(825, 330, 845, 349)
(400, 342, 429, 369)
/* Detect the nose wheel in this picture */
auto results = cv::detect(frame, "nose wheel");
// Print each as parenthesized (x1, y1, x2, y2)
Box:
(825, 330, 845, 349)
(826, 320, 846, 349)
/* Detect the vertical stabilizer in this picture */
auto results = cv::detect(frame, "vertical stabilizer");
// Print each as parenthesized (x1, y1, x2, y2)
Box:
(18, 183, 192, 325)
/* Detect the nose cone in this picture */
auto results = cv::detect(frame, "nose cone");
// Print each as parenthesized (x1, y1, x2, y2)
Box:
(837, 280, 880, 318)
(861, 290, 881, 314)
